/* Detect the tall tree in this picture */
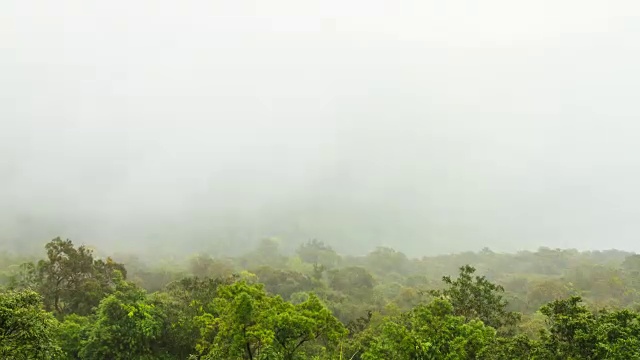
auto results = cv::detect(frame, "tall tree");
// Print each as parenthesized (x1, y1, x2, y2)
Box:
(35, 237, 126, 316)
(429, 265, 521, 330)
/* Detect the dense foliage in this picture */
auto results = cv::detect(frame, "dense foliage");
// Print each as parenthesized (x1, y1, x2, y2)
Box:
(2, 238, 640, 359)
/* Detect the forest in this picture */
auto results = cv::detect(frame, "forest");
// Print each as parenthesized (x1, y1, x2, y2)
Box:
(6, 0, 640, 358)
(3, 237, 640, 359)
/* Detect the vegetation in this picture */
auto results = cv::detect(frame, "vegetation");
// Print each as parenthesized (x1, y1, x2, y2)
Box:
(3, 238, 640, 359)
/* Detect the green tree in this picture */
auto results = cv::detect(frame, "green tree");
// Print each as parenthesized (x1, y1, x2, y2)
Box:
(526, 278, 577, 310)
(251, 266, 319, 301)
(429, 265, 521, 330)
(622, 254, 640, 273)
(188, 255, 235, 279)
(362, 298, 495, 360)
(365, 247, 409, 276)
(80, 284, 167, 360)
(148, 275, 239, 359)
(57, 314, 90, 360)
(296, 240, 341, 270)
(0, 289, 62, 359)
(482, 334, 545, 360)
(196, 281, 346, 360)
(539, 296, 640, 360)
(241, 238, 287, 269)
(271, 293, 347, 360)
(31, 237, 126, 316)
(327, 266, 375, 300)
(195, 281, 279, 359)
(539, 296, 597, 359)
(7, 262, 39, 290)
(593, 309, 640, 359)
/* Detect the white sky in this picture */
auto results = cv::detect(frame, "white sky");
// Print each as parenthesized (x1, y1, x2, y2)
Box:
(2, 1, 640, 254)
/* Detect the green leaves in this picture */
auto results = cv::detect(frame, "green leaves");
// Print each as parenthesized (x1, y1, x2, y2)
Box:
(196, 281, 346, 360)
(429, 265, 521, 330)
(196, 281, 278, 359)
(274, 294, 347, 360)
(537, 297, 640, 360)
(79, 289, 165, 360)
(10, 239, 640, 360)
(56, 314, 90, 360)
(0, 289, 62, 359)
(362, 299, 496, 360)
(21, 237, 127, 317)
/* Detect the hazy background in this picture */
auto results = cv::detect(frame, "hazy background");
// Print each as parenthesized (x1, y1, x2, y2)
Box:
(2, 0, 640, 256)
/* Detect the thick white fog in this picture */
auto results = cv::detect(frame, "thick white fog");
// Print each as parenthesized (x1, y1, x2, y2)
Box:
(2, 1, 640, 255)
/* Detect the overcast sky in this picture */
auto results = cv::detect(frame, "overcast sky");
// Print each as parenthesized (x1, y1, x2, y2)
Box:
(2, 1, 640, 255)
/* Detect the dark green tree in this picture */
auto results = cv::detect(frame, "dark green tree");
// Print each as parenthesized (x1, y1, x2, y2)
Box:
(539, 296, 640, 360)
(30, 238, 126, 316)
(538, 296, 597, 359)
(148, 275, 239, 359)
(429, 265, 521, 330)
(593, 309, 640, 359)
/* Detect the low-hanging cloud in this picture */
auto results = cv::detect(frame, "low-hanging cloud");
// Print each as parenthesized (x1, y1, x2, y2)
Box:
(2, 0, 640, 255)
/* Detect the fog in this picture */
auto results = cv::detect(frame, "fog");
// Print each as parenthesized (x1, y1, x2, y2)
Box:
(2, 1, 640, 256)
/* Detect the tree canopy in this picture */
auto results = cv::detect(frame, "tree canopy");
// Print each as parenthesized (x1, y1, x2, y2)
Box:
(2, 237, 640, 359)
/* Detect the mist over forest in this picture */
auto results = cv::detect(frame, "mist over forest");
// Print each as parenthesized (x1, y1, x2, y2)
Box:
(3, 1, 640, 257)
